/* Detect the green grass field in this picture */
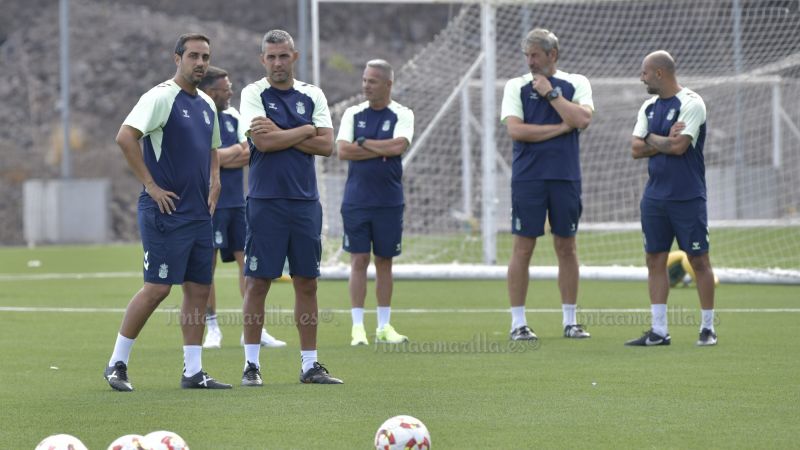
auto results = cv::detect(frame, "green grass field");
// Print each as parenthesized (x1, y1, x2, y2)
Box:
(1, 244, 798, 449)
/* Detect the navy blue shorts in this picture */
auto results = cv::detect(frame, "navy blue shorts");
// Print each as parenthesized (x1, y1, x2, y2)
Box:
(212, 206, 246, 262)
(511, 180, 582, 238)
(341, 204, 404, 258)
(640, 196, 710, 255)
(137, 208, 213, 285)
(244, 198, 322, 279)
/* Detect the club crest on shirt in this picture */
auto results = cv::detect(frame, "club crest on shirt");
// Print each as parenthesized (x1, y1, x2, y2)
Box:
(182, 109, 190, 118)
(268, 102, 278, 111)
(158, 263, 169, 279)
(357, 120, 366, 128)
(203, 110, 211, 125)
(647, 111, 654, 120)
(381, 120, 391, 132)
(296, 101, 306, 115)
(225, 120, 235, 133)
(666, 108, 676, 121)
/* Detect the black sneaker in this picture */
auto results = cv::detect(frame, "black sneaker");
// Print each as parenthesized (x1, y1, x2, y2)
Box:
(696, 328, 717, 346)
(510, 325, 538, 341)
(181, 370, 232, 389)
(625, 329, 671, 346)
(299, 362, 343, 384)
(104, 361, 133, 392)
(564, 324, 591, 339)
(241, 361, 263, 387)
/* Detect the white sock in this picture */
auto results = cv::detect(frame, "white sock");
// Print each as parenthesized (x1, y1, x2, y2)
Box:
(651, 304, 668, 337)
(351, 308, 365, 327)
(562, 304, 577, 327)
(183, 345, 202, 377)
(377, 307, 391, 330)
(701, 309, 715, 332)
(301, 350, 318, 373)
(109, 333, 135, 367)
(206, 314, 219, 332)
(511, 306, 527, 330)
(244, 344, 261, 370)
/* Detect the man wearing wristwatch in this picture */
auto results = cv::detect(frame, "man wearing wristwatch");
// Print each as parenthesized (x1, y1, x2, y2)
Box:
(500, 28, 594, 342)
(336, 59, 414, 346)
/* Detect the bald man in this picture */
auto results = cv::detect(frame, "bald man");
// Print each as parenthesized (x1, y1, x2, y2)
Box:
(628, 50, 717, 347)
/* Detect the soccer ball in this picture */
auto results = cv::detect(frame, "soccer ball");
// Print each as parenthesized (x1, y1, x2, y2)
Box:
(35, 433, 88, 450)
(374, 415, 431, 450)
(144, 430, 189, 450)
(107, 434, 154, 450)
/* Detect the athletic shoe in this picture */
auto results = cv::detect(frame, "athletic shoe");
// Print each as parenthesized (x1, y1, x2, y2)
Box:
(510, 325, 538, 341)
(181, 370, 232, 389)
(202, 327, 222, 349)
(240, 329, 287, 348)
(625, 329, 671, 346)
(375, 324, 408, 344)
(241, 361, 263, 387)
(696, 328, 718, 346)
(564, 324, 591, 339)
(351, 324, 369, 346)
(260, 329, 287, 348)
(104, 361, 133, 392)
(300, 362, 343, 384)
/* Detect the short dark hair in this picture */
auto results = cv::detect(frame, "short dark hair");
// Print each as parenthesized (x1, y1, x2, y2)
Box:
(199, 66, 228, 90)
(175, 33, 211, 56)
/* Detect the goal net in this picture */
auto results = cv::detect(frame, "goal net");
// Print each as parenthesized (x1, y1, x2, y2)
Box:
(315, 0, 800, 283)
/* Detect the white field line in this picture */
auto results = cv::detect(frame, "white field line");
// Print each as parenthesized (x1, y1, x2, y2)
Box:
(0, 307, 798, 314)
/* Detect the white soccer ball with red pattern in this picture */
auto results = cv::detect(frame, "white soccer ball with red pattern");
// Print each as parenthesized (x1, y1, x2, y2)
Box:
(35, 434, 88, 450)
(374, 415, 431, 450)
(144, 430, 189, 450)
(107, 434, 154, 450)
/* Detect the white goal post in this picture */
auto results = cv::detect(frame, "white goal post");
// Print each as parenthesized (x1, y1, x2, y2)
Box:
(312, 0, 800, 284)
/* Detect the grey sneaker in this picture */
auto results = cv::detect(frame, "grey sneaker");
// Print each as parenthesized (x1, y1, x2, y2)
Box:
(241, 361, 264, 387)
(510, 325, 538, 341)
(104, 361, 133, 392)
(564, 324, 591, 339)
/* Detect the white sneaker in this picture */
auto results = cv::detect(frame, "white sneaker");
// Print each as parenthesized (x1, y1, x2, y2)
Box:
(203, 327, 222, 349)
(240, 329, 287, 348)
(260, 329, 287, 348)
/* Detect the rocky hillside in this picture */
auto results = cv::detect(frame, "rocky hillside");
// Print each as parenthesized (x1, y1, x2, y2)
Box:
(0, 0, 457, 245)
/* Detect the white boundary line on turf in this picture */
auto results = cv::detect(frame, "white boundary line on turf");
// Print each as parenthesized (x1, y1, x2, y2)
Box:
(1, 307, 799, 313)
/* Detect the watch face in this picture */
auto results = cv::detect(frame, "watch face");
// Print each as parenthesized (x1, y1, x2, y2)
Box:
(549, 90, 559, 99)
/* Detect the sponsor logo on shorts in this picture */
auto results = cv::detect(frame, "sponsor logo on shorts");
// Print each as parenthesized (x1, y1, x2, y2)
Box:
(215, 231, 223, 244)
(249, 256, 258, 272)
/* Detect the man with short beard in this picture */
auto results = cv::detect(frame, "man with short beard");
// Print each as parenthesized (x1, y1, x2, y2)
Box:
(104, 33, 232, 391)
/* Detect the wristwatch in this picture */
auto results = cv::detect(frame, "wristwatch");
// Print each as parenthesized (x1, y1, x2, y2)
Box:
(545, 89, 560, 101)
(356, 136, 366, 147)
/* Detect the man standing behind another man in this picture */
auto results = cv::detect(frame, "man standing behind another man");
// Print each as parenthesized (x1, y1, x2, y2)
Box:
(239, 30, 343, 386)
(337, 59, 414, 346)
(500, 28, 594, 341)
(628, 50, 717, 347)
(198, 66, 286, 350)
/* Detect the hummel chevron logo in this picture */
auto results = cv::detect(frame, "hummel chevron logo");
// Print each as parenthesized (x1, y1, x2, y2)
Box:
(143, 251, 149, 271)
